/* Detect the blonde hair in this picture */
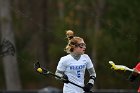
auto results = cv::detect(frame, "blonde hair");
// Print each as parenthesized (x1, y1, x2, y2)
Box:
(64, 30, 84, 53)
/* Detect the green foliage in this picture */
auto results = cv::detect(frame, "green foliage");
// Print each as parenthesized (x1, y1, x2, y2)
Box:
(1, 0, 140, 90)
(95, 0, 140, 89)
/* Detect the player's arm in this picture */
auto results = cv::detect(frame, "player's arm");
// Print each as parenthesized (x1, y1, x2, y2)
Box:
(55, 70, 64, 77)
(84, 67, 96, 92)
(87, 67, 96, 84)
(55, 70, 69, 83)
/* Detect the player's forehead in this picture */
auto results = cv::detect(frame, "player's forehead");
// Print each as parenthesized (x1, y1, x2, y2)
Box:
(78, 39, 85, 44)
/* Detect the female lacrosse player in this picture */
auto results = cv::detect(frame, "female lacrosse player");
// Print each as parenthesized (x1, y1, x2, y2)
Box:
(55, 30, 96, 93)
(128, 62, 140, 92)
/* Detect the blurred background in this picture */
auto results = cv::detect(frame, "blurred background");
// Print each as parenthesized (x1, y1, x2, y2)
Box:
(0, 0, 140, 92)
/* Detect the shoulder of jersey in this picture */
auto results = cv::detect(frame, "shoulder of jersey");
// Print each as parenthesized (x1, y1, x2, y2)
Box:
(61, 54, 72, 60)
(82, 54, 88, 57)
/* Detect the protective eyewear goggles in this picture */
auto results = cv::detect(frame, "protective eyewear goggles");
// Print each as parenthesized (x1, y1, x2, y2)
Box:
(76, 43, 86, 48)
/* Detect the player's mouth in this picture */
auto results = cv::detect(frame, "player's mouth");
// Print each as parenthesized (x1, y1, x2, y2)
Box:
(83, 49, 85, 52)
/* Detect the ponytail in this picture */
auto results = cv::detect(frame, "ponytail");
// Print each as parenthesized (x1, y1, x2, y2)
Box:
(66, 30, 74, 40)
(65, 30, 74, 53)
(64, 30, 84, 53)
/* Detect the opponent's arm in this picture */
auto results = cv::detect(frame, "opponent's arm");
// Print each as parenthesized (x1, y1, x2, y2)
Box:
(128, 68, 139, 82)
(134, 69, 140, 74)
(128, 63, 140, 82)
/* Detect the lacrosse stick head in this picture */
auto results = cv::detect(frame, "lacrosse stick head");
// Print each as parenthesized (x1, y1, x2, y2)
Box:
(109, 61, 128, 71)
(109, 61, 123, 70)
(34, 62, 41, 73)
(109, 61, 115, 66)
(34, 62, 50, 75)
(34, 62, 41, 69)
(109, 61, 116, 69)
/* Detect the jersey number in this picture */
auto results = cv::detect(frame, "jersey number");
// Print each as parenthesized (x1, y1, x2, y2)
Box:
(77, 70, 81, 78)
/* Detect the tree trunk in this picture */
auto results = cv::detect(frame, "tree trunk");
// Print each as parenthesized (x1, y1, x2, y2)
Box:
(92, 0, 105, 89)
(0, 0, 21, 90)
(92, 0, 105, 62)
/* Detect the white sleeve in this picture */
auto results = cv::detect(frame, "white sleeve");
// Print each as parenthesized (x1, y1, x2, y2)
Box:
(56, 57, 67, 71)
(85, 55, 94, 69)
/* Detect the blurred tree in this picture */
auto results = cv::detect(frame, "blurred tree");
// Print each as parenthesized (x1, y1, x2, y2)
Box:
(1, 0, 140, 91)
(0, 0, 21, 91)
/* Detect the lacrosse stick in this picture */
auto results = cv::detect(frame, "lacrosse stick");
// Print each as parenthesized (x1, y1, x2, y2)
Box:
(34, 62, 94, 93)
(109, 61, 134, 72)
(0, 39, 15, 56)
(109, 61, 140, 83)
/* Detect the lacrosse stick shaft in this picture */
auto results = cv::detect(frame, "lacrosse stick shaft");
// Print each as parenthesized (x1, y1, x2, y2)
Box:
(43, 72, 93, 93)
(34, 62, 93, 93)
(127, 68, 134, 72)
(43, 71, 84, 89)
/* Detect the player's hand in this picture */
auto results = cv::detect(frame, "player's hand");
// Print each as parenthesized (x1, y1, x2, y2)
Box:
(83, 83, 93, 92)
(62, 74, 69, 83)
(128, 71, 138, 82)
